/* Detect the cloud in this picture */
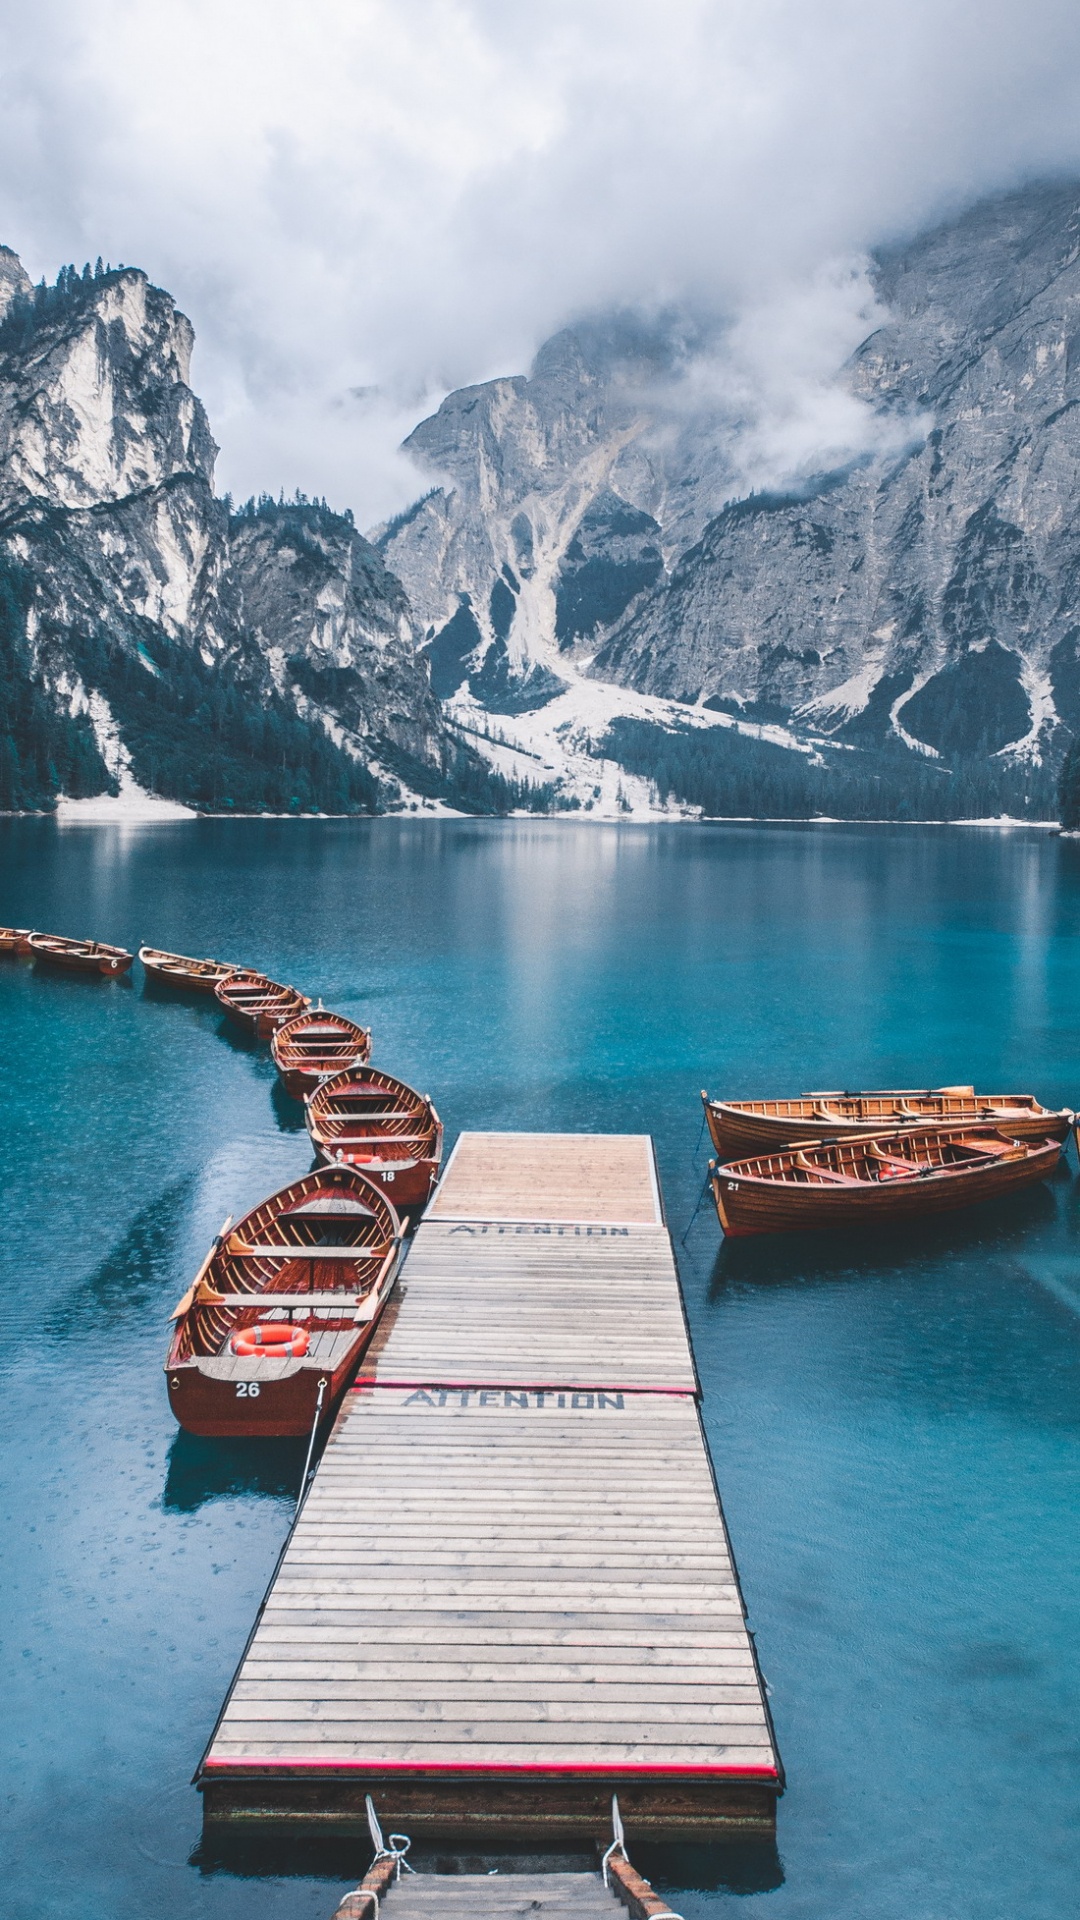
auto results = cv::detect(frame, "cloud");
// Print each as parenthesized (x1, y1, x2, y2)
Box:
(0, 0, 1077, 525)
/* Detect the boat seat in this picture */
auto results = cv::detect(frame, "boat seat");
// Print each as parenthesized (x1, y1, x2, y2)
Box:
(315, 1133, 430, 1146)
(200, 1289, 378, 1309)
(278, 1198, 376, 1213)
(317, 1111, 420, 1122)
(284, 1036, 364, 1046)
(867, 1148, 928, 1177)
(225, 1241, 381, 1259)
(793, 1154, 862, 1184)
(948, 1136, 1024, 1159)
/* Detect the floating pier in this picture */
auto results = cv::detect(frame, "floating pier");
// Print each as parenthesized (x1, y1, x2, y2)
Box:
(199, 1133, 781, 1840)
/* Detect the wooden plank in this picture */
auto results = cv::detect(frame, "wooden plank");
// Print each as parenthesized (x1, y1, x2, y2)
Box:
(251, 1622, 757, 1645)
(249, 1658, 755, 1678)
(233, 1679, 764, 1704)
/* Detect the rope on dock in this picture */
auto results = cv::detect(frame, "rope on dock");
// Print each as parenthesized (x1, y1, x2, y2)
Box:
(366, 1792, 415, 1877)
(603, 1797, 685, 1920)
(331, 1796, 414, 1920)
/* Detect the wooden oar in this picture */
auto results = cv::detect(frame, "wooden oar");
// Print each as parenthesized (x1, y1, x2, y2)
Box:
(169, 1216, 232, 1321)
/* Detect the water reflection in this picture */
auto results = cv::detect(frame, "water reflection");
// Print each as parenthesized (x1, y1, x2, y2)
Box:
(31, 954, 133, 988)
(270, 1076, 309, 1133)
(43, 1174, 197, 1340)
(707, 1179, 1062, 1294)
(215, 1015, 262, 1053)
(163, 1430, 305, 1512)
(192, 1827, 371, 1880)
(634, 1838, 785, 1897)
(192, 1831, 785, 1897)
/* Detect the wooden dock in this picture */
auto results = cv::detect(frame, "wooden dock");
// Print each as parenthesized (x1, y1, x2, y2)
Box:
(199, 1133, 781, 1841)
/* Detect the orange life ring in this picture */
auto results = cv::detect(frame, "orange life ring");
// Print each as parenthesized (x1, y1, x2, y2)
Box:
(231, 1323, 310, 1358)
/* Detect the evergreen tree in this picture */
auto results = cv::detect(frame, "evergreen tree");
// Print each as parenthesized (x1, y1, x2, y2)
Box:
(1058, 738, 1080, 828)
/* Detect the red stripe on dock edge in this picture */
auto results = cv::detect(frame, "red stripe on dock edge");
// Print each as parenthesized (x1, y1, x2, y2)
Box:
(200, 1759, 779, 1779)
(348, 1381, 697, 1396)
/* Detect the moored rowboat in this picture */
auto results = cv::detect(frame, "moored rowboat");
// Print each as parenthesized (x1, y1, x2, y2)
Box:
(139, 946, 241, 993)
(702, 1086, 1073, 1159)
(0, 927, 34, 954)
(164, 1163, 401, 1437)
(214, 968, 310, 1038)
(306, 1065, 443, 1210)
(710, 1125, 1063, 1238)
(271, 1004, 372, 1099)
(29, 932, 133, 975)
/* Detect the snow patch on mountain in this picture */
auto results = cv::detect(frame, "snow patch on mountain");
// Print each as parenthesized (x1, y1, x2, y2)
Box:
(447, 656, 822, 819)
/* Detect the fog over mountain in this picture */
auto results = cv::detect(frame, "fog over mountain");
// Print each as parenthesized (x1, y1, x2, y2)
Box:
(3, 2, 1080, 525)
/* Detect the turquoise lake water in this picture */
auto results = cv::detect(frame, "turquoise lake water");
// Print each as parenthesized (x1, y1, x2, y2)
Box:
(1, 817, 1079, 1920)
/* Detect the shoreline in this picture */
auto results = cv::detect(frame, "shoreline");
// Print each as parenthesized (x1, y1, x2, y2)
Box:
(0, 808, 1065, 830)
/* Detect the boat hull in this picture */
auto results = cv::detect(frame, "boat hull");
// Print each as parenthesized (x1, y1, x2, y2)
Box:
(0, 928, 33, 955)
(712, 1135, 1062, 1237)
(139, 948, 238, 994)
(215, 971, 309, 1038)
(311, 1141, 441, 1210)
(705, 1095, 1072, 1159)
(272, 1011, 373, 1099)
(30, 936, 133, 975)
(165, 1324, 379, 1438)
(306, 1066, 443, 1211)
(164, 1161, 401, 1437)
(281, 1060, 366, 1099)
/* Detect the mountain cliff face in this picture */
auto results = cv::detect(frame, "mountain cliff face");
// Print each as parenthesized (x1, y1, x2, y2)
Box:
(597, 181, 1080, 771)
(382, 180, 1080, 814)
(376, 313, 728, 716)
(0, 257, 451, 813)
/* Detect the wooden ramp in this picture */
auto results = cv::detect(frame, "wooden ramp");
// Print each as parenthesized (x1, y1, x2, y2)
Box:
(199, 1133, 781, 1841)
(334, 1873, 630, 1920)
(347, 1875, 624, 1920)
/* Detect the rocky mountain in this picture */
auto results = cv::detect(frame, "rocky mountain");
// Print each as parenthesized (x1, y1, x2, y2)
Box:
(0, 255, 501, 815)
(381, 180, 1080, 817)
(376, 313, 728, 714)
(11, 180, 1080, 822)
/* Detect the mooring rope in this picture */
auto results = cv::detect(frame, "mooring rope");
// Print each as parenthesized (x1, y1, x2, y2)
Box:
(602, 1794, 685, 1920)
(366, 1795, 415, 1876)
(680, 1163, 714, 1245)
(296, 1375, 327, 1515)
(337, 1795, 415, 1915)
(600, 1793, 628, 1886)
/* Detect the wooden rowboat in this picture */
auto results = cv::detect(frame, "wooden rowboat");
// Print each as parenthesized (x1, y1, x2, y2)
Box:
(139, 946, 240, 993)
(29, 932, 133, 975)
(164, 1163, 402, 1437)
(214, 968, 310, 1039)
(710, 1125, 1063, 1238)
(271, 1004, 372, 1099)
(306, 1066, 443, 1210)
(702, 1085, 1073, 1160)
(0, 927, 34, 954)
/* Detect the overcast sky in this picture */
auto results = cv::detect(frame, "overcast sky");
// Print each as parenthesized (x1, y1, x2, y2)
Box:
(1, 0, 1079, 525)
